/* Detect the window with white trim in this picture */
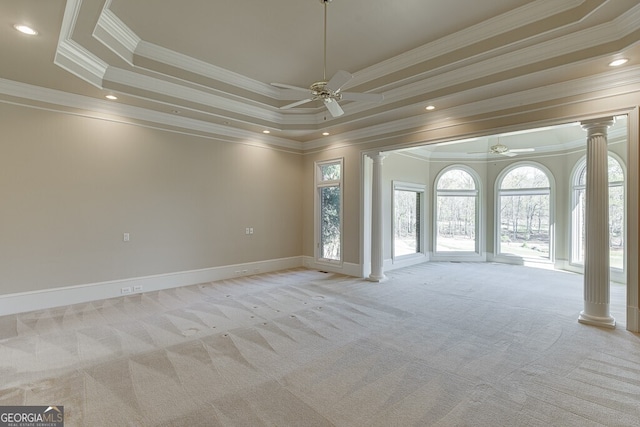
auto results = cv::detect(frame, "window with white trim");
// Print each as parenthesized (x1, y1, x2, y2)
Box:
(316, 159, 343, 262)
(393, 182, 425, 258)
(435, 167, 479, 253)
(571, 155, 625, 270)
(497, 164, 551, 259)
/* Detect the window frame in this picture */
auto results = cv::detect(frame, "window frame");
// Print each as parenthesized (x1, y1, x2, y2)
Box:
(315, 158, 344, 265)
(392, 181, 426, 261)
(433, 165, 482, 258)
(495, 162, 555, 262)
(569, 153, 626, 272)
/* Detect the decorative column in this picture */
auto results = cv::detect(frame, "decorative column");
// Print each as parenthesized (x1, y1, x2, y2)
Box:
(368, 152, 386, 282)
(578, 117, 615, 328)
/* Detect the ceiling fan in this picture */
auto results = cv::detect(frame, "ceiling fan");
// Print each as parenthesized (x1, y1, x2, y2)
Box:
(271, 0, 384, 117)
(469, 143, 535, 157)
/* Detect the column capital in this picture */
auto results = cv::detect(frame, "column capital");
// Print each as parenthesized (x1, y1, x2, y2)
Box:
(581, 117, 615, 137)
(366, 151, 387, 163)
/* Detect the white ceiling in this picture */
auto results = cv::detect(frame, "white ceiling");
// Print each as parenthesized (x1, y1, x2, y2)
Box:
(1, 0, 639, 150)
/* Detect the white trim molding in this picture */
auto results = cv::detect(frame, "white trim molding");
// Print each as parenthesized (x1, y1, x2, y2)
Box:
(0, 257, 303, 316)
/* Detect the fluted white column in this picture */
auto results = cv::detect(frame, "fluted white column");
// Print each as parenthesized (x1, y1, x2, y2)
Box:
(578, 117, 615, 328)
(368, 152, 386, 282)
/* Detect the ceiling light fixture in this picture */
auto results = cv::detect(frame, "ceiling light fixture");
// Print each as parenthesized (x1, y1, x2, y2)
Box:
(14, 24, 38, 35)
(426, 105, 435, 111)
(263, 130, 271, 134)
(322, 132, 330, 136)
(609, 58, 628, 67)
(105, 95, 118, 100)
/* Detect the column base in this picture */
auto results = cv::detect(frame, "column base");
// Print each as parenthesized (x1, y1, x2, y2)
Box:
(367, 274, 387, 283)
(578, 311, 616, 329)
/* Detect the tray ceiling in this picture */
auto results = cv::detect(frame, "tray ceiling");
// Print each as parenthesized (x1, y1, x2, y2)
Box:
(1, 0, 639, 150)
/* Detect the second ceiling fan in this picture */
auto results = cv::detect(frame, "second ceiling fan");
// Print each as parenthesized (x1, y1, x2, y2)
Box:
(272, 0, 384, 117)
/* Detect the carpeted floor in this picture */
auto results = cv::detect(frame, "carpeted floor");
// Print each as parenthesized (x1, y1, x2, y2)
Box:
(0, 262, 637, 426)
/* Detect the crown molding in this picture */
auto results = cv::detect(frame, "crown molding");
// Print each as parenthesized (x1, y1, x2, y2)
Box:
(0, 78, 301, 152)
(302, 65, 640, 151)
(103, 67, 283, 123)
(348, 0, 587, 89)
(2, 60, 638, 156)
(54, 39, 108, 89)
(94, 0, 140, 65)
(134, 41, 278, 99)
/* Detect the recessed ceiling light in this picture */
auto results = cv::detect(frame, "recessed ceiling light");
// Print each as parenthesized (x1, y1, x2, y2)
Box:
(14, 24, 38, 35)
(425, 105, 435, 111)
(609, 58, 628, 67)
(322, 132, 330, 136)
(263, 130, 271, 134)
(105, 95, 118, 100)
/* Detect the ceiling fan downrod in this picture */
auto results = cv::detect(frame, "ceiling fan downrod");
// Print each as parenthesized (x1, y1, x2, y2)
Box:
(321, 0, 333, 82)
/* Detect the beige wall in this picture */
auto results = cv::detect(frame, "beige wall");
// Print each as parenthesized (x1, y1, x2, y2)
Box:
(0, 103, 302, 295)
(1, 96, 638, 319)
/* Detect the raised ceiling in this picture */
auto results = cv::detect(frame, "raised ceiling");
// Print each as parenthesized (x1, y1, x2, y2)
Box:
(1, 0, 639, 150)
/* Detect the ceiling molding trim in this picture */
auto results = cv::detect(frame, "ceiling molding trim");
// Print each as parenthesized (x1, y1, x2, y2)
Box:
(54, 0, 107, 88)
(302, 65, 640, 151)
(54, 39, 108, 89)
(616, 3, 640, 32)
(356, 19, 634, 109)
(134, 41, 279, 98)
(103, 67, 283, 123)
(346, 0, 586, 88)
(94, 2, 140, 65)
(0, 78, 302, 152)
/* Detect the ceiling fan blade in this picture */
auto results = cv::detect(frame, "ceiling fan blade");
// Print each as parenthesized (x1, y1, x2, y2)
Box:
(340, 92, 384, 103)
(281, 99, 314, 109)
(271, 82, 309, 91)
(501, 151, 518, 157)
(509, 148, 535, 153)
(326, 70, 353, 92)
(323, 98, 344, 117)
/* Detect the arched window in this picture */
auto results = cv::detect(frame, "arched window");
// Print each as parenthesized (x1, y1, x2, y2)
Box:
(497, 164, 552, 260)
(435, 167, 479, 253)
(571, 155, 625, 270)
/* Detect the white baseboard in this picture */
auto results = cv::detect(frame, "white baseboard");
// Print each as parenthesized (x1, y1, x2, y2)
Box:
(0, 257, 303, 316)
(302, 256, 363, 277)
(385, 253, 429, 272)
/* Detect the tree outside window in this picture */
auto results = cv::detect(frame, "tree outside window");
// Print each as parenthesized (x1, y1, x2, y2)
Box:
(435, 168, 478, 252)
(572, 155, 625, 269)
(394, 183, 424, 257)
(498, 165, 551, 259)
(317, 160, 342, 262)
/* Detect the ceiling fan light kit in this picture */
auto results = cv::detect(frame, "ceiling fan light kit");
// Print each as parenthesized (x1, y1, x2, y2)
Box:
(272, 0, 384, 117)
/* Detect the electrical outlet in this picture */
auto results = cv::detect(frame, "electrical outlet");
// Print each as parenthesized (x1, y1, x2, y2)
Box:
(123, 232, 130, 242)
(121, 286, 132, 294)
(133, 285, 143, 292)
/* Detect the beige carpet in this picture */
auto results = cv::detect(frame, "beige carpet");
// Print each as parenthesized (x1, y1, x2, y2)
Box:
(0, 262, 638, 426)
